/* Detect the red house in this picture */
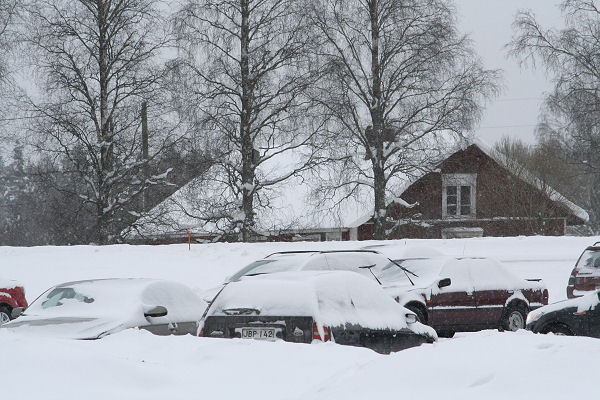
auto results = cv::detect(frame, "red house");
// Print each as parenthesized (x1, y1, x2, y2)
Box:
(356, 140, 589, 240)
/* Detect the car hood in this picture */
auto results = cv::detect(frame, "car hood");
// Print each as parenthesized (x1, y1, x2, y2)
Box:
(0, 316, 127, 340)
(528, 291, 600, 323)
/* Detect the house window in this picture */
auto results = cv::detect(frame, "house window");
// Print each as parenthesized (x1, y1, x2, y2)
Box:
(442, 174, 476, 219)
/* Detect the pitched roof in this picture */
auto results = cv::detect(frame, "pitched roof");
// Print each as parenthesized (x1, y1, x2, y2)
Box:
(354, 137, 589, 225)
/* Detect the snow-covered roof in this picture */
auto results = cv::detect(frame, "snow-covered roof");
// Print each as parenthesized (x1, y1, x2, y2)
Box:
(125, 170, 372, 239)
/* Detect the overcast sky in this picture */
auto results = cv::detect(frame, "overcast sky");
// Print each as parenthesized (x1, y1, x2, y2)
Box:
(456, 0, 565, 145)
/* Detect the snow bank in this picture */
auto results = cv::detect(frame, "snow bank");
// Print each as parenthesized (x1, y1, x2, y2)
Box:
(1, 328, 598, 400)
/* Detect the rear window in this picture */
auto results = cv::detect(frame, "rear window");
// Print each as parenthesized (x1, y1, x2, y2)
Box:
(228, 253, 315, 282)
(576, 250, 600, 269)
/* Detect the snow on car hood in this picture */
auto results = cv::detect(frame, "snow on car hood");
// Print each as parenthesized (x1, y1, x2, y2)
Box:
(1, 278, 206, 339)
(528, 291, 600, 323)
(208, 271, 436, 337)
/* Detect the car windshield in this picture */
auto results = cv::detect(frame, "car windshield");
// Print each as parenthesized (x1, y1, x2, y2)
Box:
(24, 280, 144, 318)
(576, 249, 600, 269)
(41, 287, 95, 309)
(227, 253, 314, 282)
(378, 258, 443, 287)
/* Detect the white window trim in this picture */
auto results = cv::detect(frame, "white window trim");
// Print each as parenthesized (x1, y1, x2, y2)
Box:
(442, 173, 477, 219)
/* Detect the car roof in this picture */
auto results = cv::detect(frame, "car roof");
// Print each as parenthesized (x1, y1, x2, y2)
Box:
(265, 249, 382, 258)
(54, 277, 157, 288)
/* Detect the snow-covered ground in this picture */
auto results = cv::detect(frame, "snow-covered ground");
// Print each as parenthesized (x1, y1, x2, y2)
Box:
(1, 236, 599, 399)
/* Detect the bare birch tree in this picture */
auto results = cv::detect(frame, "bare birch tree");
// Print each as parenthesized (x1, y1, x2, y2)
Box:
(173, 0, 325, 241)
(311, 0, 499, 239)
(509, 0, 600, 230)
(23, 0, 176, 243)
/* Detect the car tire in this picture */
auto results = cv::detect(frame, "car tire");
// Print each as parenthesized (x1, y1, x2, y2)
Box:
(437, 330, 455, 338)
(405, 304, 427, 324)
(542, 324, 573, 336)
(501, 304, 527, 332)
(0, 305, 12, 325)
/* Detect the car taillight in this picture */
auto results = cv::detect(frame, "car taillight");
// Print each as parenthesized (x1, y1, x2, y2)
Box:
(543, 289, 549, 303)
(312, 322, 330, 342)
(198, 327, 204, 337)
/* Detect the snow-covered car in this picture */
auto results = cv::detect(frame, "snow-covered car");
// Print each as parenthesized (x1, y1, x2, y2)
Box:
(200, 271, 437, 354)
(380, 255, 549, 336)
(527, 290, 600, 337)
(0, 278, 206, 339)
(566, 242, 600, 298)
(201, 250, 397, 302)
(0, 280, 28, 325)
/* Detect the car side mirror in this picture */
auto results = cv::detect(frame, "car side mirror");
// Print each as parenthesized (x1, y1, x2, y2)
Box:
(11, 307, 24, 319)
(144, 306, 168, 318)
(405, 313, 417, 324)
(438, 278, 451, 288)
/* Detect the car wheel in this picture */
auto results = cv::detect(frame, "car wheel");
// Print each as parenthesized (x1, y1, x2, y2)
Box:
(437, 330, 455, 338)
(0, 305, 11, 325)
(502, 304, 527, 332)
(405, 305, 427, 324)
(542, 324, 573, 336)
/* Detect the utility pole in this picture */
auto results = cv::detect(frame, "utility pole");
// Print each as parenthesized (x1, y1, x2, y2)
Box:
(141, 101, 149, 211)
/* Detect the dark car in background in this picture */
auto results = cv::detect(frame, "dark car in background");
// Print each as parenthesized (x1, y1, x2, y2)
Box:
(0, 280, 28, 325)
(379, 253, 548, 336)
(567, 242, 600, 298)
(201, 271, 437, 354)
(527, 290, 600, 337)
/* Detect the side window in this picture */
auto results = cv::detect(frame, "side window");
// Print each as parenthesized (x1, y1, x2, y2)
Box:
(439, 261, 474, 294)
(468, 259, 519, 290)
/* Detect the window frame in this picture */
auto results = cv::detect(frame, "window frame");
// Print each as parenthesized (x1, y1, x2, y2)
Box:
(442, 173, 477, 219)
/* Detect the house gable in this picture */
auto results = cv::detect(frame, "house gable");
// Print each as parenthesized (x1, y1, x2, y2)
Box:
(365, 143, 588, 240)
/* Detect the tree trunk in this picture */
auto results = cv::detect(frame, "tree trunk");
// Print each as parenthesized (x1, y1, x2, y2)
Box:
(97, 0, 112, 244)
(240, 0, 255, 242)
(369, 0, 386, 240)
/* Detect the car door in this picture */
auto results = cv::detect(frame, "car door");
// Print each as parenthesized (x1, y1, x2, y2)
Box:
(428, 259, 478, 329)
(469, 259, 512, 328)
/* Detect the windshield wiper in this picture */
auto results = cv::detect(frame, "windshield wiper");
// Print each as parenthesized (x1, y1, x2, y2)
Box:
(359, 264, 382, 285)
(388, 259, 418, 286)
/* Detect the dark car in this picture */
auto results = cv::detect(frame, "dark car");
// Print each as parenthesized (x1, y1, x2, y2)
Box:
(1, 278, 206, 339)
(567, 242, 600, 298)
(0, 280, 28, 325)
(379, 255, 549, 336)
(526, 290, 600, 337)
(200, 271, 437, 354)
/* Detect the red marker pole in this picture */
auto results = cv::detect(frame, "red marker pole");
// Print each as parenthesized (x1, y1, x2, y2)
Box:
(188, 229, 191, 251)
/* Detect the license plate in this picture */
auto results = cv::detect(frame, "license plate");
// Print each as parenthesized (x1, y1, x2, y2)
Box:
(239, 327, 277, 341)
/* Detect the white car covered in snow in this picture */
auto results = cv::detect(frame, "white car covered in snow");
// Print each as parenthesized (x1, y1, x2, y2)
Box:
(1, 278, 207, 339)
(200, 270, 437, 354)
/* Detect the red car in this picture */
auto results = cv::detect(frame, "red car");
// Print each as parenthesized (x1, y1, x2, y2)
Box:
(0, 280, 28, 325)
(379, 256, 549, 337)
(567, 242, 600, 298)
